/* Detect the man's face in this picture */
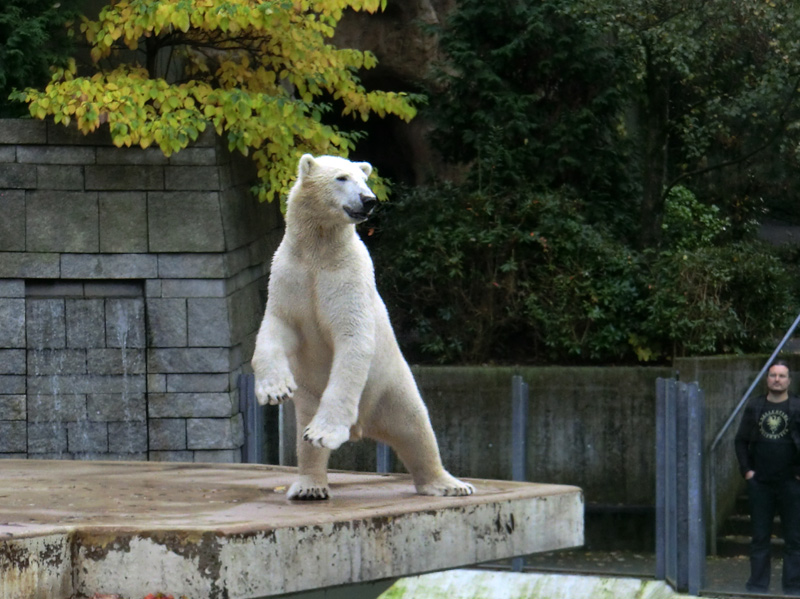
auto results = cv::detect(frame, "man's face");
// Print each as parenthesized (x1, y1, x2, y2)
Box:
(767, 365, 791, 394)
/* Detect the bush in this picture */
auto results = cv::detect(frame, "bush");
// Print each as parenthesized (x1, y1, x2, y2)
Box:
(370, 184, 798, 364)
(369, 184, 643, 364)
(0, 0, 80, 117)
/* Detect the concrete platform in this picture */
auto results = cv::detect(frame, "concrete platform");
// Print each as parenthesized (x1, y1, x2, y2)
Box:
(0, 460, 583, 599)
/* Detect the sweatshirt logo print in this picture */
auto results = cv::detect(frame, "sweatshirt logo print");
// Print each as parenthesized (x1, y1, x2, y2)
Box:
(760, 409, 790, 440)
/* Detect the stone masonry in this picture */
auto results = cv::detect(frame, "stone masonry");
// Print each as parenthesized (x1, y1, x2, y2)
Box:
(0, 118, 282, 462)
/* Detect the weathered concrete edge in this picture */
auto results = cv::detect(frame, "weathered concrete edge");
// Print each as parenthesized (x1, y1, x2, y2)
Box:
(0, 533, 73, 599)
(69, 489, 583, 599)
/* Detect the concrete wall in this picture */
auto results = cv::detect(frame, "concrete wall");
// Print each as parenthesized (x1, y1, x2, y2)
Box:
(0, 118, 282, 462)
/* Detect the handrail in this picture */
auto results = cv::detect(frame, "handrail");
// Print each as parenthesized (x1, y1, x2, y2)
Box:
(708, 311, 800, 555)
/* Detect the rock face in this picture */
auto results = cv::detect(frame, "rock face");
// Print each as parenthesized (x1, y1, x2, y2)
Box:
(334, 0, 457, 185)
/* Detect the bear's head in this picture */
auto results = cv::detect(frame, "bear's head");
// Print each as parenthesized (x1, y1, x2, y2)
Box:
(291, 154, 377, 225)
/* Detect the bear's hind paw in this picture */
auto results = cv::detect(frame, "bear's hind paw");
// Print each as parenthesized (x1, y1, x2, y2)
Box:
(417, 474, 475, 497)
(287, 481, 330, 500)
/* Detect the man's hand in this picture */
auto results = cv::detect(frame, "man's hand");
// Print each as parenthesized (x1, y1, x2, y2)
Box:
(745, 470, 756, 480)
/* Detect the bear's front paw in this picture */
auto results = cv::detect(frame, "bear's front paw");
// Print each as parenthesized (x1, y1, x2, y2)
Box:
(287, 479, 331, 500)
(416, 473, 475, 497)
(254, 371, 297, 406)
(302, 415, 350, 450)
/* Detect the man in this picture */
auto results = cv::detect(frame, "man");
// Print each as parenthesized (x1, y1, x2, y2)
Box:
(735, 360, 800, 594)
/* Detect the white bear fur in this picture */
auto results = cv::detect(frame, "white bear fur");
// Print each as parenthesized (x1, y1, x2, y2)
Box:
(251, 154, 474, 500)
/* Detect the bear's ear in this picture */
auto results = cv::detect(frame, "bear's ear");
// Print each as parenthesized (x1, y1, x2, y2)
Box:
(356, 161, 372, 178)
(298, 154, 316, 178)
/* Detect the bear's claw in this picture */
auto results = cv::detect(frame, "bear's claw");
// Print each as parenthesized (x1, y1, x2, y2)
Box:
(302, 416, 350, 450)
(287, 480, 330, 500)
(254, 372, 296, 406)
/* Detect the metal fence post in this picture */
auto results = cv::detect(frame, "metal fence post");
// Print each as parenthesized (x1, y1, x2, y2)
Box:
(238, 373, 264, 464)
(511, 374, 529, 572)
(376, 442, 392, 474)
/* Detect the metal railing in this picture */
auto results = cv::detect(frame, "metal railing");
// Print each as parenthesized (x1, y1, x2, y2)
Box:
(707, 311, 800, 555)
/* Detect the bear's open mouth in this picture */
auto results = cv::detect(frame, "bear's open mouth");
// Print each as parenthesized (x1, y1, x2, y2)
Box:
(344, 207, 371, 222)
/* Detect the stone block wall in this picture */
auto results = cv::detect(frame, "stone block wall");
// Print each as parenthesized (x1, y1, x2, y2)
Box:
(0, 118, 282, 462)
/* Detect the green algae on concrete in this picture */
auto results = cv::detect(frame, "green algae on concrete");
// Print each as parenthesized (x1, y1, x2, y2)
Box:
(379, 570, 697, 599)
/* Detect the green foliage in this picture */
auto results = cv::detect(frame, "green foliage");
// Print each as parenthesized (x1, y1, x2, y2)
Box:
(11, 0, 418, 203)
(371, 184, 642, 364)
(0, 0, 81, 117)
(660, 186, 730, 250)
(635, 243, 796, 359)
(424, 0, 637, 235)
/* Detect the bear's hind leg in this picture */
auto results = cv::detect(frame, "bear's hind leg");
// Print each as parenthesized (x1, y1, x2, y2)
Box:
(288, 400, 332, 500)
(375, 391, 474, 497)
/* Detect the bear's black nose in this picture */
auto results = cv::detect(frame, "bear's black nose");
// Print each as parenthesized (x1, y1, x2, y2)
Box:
(361, 195, 378, 214)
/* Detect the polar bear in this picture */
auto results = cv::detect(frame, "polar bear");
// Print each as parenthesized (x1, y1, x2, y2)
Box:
(251, 154, 474, 500)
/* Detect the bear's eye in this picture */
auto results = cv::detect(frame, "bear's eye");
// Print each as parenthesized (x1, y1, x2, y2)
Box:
(336, 175, 348, 182)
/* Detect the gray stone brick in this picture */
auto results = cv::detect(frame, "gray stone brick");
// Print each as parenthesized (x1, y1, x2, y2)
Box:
(146, 298, 187, 347)
(0, 253, 60, 278)
(187, 415, 243, 450)
(18, 145, 96, 165)
(46, 122, 112, 146)
(26, 280, 85, 297)
(26, 298, 66, 349)
(37, 165, 84, 190)
(0, 146, 15, 161)
(0, 119, 47, 144)
(0, 298, 25, 348)
(27, 349, 86, 375)
(99, 192, 148, 253)
(87, 348, 146, 375)
(60, 254, 158, 279)
(145, 279, 162, 297)
(108, 421, 147, 453)
(0, 376, 25, 394)
(27, 422, 68, 453)
(87, 393, 146, 422)
(96, 147, 168, 165)
(149, 418, 187, 450)
(68, 421, 108, 453)
(169, 147, 218, 166)
(27, 394, 87, 422)
(188, 298, 231, 347)
(106, 298, 146, 348)
(161, 279, 227, 298)
(28, 373, 145, 395)
(0, 350, 25, 374)
(0, 421, 26, 452)
(147, 373, 167, 392)
(148, 392, 237, 418)
(0, 453, 27, 459)
(0, 163, 36, 188)
(84, 280, 143, 298)
(66, 298, 105, 348)
(0, 395, 25, 420)
(0, 190, 25, 251)
(26, 190, 99, 253)
(85, 165, 163, 190)
(0, 280, 24, 298)
(157, 254, 227, 279)
(147, 348, 229, 374)
(165, 166, 220, 191)
(148, 192, 225, 253)
(193, 449, 241, 463)
(149, 450, 193, 462)
(166, 373, 229, 393)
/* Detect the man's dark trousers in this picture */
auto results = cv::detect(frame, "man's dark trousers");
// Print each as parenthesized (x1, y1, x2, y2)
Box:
(747, 477, 800, 593)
